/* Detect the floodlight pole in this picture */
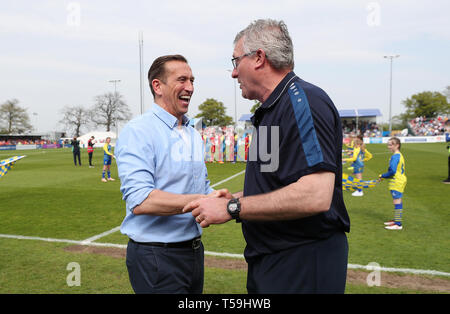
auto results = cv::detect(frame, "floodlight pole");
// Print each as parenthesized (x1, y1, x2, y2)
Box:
(384, 55, 399, 135)
(233, 79, 237, 125)
(227, 70, 237, 125)
(108, 79, 121, 95)
(139, 31, 144, 115)
(32, 112, 38, 133)
(108, 79, 121, 138)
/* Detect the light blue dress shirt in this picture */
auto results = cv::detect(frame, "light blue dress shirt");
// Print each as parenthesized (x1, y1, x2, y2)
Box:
(116, 103, 213, 243)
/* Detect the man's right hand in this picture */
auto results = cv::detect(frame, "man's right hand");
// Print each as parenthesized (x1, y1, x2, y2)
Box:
(207, 189, 233, 199)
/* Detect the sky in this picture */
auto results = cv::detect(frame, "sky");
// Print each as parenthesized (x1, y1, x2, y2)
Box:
(1, 0, 449, 135)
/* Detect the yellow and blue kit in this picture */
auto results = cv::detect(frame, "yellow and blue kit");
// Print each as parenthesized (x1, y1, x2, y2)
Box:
(344, 147, 372, 174)
(381, 152, 407, 193)
(103, 143, 113, 165)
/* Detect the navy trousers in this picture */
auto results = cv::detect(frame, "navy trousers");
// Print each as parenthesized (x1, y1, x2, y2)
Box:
(126, 240, 204, 294)
(246, 232, 348, 294)
(73, 151, 81, 166)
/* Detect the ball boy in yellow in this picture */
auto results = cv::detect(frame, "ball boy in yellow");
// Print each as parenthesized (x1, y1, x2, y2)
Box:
(379, 137, 407, 230)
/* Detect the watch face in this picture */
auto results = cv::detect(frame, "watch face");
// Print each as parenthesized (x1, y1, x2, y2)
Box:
(229, 203, 238, 212)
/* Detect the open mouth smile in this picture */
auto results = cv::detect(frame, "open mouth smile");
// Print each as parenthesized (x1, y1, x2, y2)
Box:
(179, 95, 191, 104)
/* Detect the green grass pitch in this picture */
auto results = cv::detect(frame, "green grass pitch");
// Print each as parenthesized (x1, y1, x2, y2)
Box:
(0, 143, 448, 293)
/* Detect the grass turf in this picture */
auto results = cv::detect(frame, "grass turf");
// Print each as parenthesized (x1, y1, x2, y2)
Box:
(0, 143, 448, 293)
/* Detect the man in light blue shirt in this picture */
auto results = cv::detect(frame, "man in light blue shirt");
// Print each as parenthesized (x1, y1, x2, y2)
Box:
(116, 54, 228, 293)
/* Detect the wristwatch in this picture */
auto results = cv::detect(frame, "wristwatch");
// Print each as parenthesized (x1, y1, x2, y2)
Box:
(227, 198, 241, 221)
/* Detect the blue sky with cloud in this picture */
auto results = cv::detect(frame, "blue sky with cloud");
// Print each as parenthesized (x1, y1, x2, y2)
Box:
(1, 0, 449, 134)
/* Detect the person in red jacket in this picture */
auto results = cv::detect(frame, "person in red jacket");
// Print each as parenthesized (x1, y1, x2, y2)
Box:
(87, 136, 95, 168)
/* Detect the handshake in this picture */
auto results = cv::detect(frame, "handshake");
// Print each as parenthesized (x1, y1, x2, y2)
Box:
(183, 188, 237, 228)
(207, 188, 234, 200)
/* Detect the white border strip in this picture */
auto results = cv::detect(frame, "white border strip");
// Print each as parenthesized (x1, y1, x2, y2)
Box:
(0, 233, 449, 277)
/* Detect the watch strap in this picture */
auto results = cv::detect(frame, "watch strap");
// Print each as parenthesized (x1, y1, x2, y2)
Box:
(227, 198, 241, 221)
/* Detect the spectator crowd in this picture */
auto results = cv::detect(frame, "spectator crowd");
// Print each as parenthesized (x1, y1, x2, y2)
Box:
(0, 139, 56, 146)
(409, 116, 449, 136)
(342, 119, 382, 138)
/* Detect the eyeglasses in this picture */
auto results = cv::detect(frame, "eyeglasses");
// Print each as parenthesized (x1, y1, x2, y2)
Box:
(231, 50, 257, 69)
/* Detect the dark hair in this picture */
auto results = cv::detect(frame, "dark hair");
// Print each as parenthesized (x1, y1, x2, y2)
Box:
(148, 54, 188, 97)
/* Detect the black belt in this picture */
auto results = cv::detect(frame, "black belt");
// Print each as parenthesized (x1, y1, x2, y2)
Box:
(130, 237, 202, 249)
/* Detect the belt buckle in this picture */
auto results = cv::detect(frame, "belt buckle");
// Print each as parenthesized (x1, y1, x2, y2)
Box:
(192, 238, 201, 250)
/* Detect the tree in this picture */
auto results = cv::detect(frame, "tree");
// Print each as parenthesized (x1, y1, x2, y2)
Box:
(402, 91, 449, 119)
(195, 98, 233, 127)
(91, 92, 132, 132)
(59, 105, 90, 137)
(0, 99, 33, 134)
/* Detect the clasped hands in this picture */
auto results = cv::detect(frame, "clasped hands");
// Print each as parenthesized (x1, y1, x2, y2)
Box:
(183, 189, 234, 228)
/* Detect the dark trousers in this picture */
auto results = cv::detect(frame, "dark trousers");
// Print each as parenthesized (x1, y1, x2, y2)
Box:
(126, 239, 204, 294)
(73, 151, 81, 165)
(88, 152, 93, 166)
(448, 156, 450, 179)
(246, 232, 348, 294)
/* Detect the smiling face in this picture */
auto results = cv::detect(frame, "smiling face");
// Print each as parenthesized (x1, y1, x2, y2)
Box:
(152, 60, 194, 122)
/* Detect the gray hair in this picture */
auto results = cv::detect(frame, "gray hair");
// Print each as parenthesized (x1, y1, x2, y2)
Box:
(234, 19, 294, 70)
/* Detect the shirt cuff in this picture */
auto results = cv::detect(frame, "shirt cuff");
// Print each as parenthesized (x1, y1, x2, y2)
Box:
(127, 188, 154, 213)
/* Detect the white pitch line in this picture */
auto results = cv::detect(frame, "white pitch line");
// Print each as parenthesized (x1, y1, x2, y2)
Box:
(80, 226, 121, 244)
(210, 170, 246, 188)
(0, 233, 81, 245)
(347, 263, 450, 277)
(205, 251, 245, 259)
(1, 232, 449, 278)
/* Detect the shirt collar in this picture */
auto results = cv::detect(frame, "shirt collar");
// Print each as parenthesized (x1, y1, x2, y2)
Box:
(151, 103, 191, 129)
(251, 71, 297, 126)
(260, 71, 297, 110)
